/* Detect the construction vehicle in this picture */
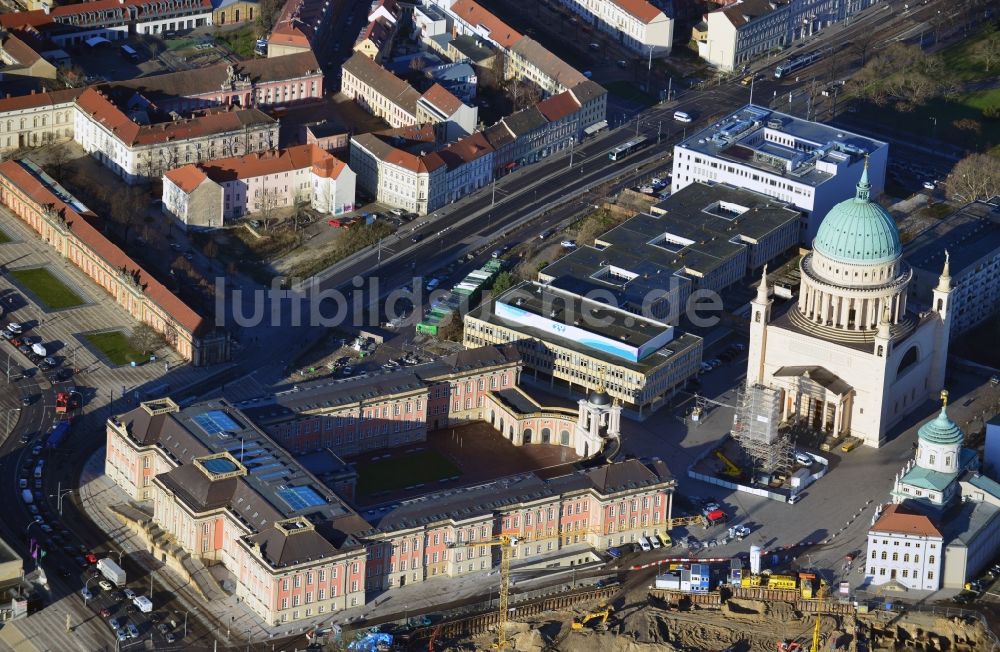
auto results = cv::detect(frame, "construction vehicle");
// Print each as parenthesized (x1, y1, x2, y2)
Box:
(571, 605, 613, 631)
(446, 525, 602, 650)
(715, 450, 742, 478)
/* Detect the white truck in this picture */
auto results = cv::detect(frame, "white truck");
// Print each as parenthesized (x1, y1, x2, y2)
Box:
(96, 558, 126, 587)
(132, 595, 153, 613)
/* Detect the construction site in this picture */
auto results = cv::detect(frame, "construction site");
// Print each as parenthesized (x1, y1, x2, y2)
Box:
(324, 542, 998, 652)
(688, 384, 833, 503)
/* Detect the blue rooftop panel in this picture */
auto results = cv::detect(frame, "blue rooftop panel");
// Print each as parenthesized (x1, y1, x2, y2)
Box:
(202, 457, 239, 475)
(193, 410, 242, 436)
(277, 486, 327, 511)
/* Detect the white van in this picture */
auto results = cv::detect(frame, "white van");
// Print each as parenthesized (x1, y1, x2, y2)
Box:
(132, 595, 153, 613)
(673, 110, 693, 123)
(649, 535, 662, 549)
(638, 536, 652, 552)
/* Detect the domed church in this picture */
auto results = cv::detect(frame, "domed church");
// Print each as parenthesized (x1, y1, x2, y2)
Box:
(745, 162, 953, 447)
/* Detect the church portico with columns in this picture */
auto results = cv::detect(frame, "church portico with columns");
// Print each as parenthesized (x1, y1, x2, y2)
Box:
(746, 163, 953, 447)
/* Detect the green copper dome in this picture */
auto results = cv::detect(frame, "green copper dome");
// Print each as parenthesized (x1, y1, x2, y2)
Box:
(918, 394, 964, 447)
(813, 163, 901, 265)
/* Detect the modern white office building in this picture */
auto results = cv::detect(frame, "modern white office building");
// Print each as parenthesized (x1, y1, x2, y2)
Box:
(671, 104, 888, 243)
(700, 0, 878, 72)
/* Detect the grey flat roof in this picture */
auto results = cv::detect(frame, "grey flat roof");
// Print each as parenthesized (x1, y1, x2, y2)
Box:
(495, 281, 670, 348)
(542, 182, 799, 301)
(238, 345, 520, 422)
(941, 500, 1000, 547)
(361, 458, 673, 534)
(904, 201, 1000, 276)
(676, 104, 886, 186)
(472, 284, 702, 373)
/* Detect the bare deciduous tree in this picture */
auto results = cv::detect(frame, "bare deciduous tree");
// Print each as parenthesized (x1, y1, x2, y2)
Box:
(971, 25, 1000, 73)
(946, 153, 1000, 203)
(129, 323, 165, 356)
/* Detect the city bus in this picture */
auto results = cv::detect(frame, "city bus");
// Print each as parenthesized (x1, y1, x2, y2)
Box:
(774, 51, 822, 79)
(608, 136, 649, 161)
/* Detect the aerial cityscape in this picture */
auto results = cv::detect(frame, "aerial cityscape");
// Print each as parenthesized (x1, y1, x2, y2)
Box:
(0, 0, 997, 649)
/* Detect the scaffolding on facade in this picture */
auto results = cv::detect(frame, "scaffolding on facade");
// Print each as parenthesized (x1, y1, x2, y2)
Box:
(732, 383, 793, 475)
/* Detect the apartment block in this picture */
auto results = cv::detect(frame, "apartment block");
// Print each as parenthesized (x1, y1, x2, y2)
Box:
(162, 144, 356, 228)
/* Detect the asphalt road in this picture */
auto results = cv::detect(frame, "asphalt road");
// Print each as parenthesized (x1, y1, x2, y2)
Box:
(0, 0, 970, 647)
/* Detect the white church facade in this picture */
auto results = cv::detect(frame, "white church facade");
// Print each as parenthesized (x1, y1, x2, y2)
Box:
(746, 164, 953, 447)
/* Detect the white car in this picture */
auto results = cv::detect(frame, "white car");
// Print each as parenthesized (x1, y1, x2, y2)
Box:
(6, 322, 22, 334)
(560, 240, 576, 248)
(922, 180, 936, 190)
(700, 362, 713, 373)
(123, 588, 136, 600)
(99, 580, 113, 591)
(795, 451, 813, 466)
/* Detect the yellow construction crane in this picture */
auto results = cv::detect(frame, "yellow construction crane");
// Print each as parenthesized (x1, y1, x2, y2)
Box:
(446, 525, 604, 650)
(811, 580, 826, 652)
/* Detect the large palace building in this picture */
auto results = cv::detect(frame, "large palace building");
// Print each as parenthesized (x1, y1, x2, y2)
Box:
(746, 164, 953, 447)
(105, 348, 675, 628)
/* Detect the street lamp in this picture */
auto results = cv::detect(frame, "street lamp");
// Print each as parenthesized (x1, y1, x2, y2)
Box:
(84, 575, 98, 605)
(50, 482, 73, 516)
(25, 520, 40, 537)
(3, 407, 20, 434)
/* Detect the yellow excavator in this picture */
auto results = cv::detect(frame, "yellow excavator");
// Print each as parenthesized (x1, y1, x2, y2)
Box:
(571, 605, 614, 631)
(715, 450, 742, 478)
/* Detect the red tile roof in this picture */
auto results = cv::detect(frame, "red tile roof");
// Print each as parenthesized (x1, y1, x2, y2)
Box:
(168, 145, 348, 189)
(1, 0, 213, 29)
(75, 87, 275, 147)
(163, 165, 210, 194)
(352, 133, 445, 174)
(536, 90, 581, 122)
(419, 83, 464, 116)
(0, 87, 82, 113)
(449, 0, 523, 49)
(1, 32, 42, 66)
(611, 0, 665, 23)
(870, 504, 942, 538)
(437, 131, 493, 169)
(0, 160, 206, 335)
(0, 11, 53, 29)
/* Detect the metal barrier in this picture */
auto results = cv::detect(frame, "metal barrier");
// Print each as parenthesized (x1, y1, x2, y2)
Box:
(409, 585, 618, 642)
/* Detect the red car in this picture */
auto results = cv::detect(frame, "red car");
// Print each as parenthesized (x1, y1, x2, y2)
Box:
(100, 608, 111, 618)
(85, 553, 98, 564)
(327, 219, 343, 228)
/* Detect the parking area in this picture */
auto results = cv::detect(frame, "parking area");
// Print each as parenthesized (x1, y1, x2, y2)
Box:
(0, 206, 203, 403)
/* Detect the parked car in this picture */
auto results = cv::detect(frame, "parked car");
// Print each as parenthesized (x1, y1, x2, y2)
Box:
(115, 629, 128, 642)
(99, 580, 113, 591)
(85, 553, 98, 564)
(923, 180, 937, 190)
(126, 622, 139, 639)
(6, 322, 22, 334)
(795, 451, 813, 466)
(560, 240, 576, 248)
(123, 588, 136, 600)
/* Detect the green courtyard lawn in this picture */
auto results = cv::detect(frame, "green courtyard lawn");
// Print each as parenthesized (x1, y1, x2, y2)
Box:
(9, 267, 84, 309)
(83, 331, 145, 366)
(356, 449, 462, 496)
(214, 26, 257, 59)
